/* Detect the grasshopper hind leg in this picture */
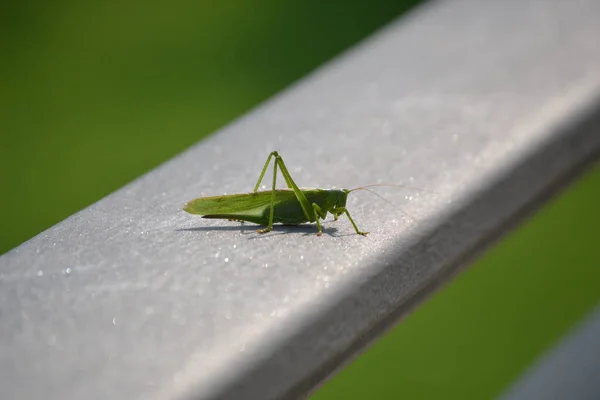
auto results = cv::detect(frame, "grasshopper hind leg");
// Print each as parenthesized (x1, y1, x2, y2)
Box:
(253, 151, 315, 235)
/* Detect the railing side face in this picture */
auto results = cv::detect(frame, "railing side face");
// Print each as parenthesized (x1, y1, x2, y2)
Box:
(499, 305, 600, 400)
(1, 0, 600, 399)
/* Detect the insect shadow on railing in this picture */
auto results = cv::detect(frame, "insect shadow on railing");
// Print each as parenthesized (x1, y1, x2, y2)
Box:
(175, 224, 341, 238)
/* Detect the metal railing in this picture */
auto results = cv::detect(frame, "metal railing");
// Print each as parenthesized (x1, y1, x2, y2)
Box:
(1, 0, 600, 399)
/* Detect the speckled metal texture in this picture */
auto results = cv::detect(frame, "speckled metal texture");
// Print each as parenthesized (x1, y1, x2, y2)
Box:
(1, 0, 600, 399)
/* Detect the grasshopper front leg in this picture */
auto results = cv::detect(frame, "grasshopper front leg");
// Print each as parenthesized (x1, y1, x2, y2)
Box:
(312, 203, 328, 236)
(333, 207, 369, 236)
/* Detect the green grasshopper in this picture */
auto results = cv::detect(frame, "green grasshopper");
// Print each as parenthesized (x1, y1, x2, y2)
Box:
(184, 151, 417, 236)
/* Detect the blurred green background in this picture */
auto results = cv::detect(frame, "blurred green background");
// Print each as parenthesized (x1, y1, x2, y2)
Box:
(2, 1, 599, 398)
(1, 0, 418, 255)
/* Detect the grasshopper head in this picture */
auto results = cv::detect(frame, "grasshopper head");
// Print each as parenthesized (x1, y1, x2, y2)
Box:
(339, 189, 350, 207)
(319, 189, 349, 220)
(330, 189, 349, 209)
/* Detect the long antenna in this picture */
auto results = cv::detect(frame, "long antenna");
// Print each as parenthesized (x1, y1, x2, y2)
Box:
(350, 183, 437, 194)
(350, 187, 416, 221)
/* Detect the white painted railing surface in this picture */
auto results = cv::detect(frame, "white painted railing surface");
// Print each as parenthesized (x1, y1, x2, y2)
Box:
(1, 0, 599, 399)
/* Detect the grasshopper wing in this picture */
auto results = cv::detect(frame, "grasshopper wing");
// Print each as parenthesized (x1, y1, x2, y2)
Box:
(184, 190, 298, 224)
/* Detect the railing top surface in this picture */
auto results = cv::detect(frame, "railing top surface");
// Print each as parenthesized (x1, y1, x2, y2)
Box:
(1, 0, 600, 399)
